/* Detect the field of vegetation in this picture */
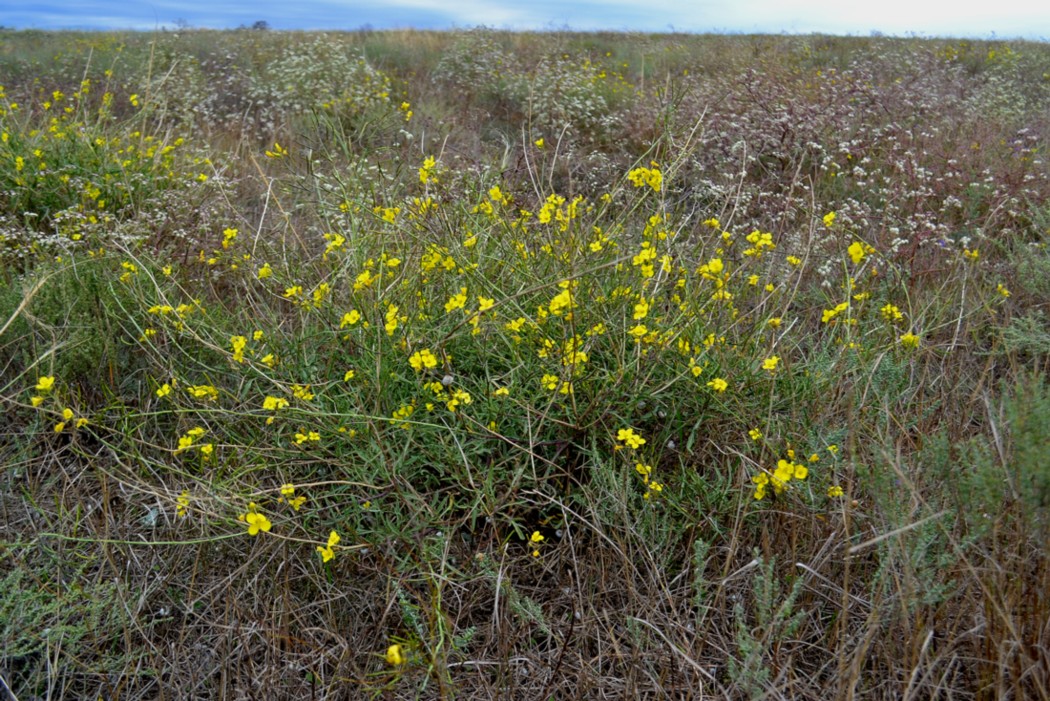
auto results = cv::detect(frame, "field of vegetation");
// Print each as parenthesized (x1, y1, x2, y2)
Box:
(1, 27, 1049, 699)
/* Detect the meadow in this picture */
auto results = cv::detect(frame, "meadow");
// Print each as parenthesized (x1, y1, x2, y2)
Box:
(0, 27, 1049, 699)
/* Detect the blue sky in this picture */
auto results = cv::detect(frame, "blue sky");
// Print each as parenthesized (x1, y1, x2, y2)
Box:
(3, 0, 1048, 38)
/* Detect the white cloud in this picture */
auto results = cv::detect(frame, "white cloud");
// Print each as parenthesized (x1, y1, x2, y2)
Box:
(8, 0, 1050, 36)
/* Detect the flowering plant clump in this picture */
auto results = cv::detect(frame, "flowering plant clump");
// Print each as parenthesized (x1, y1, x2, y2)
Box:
(4, 32, 1047, 698)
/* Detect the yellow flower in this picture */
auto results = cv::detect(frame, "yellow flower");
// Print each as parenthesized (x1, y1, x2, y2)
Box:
(827, 485, 844, 498)
(534, 138, 545, 148)
(242, 508, 272, 536)
(445, 287, 468, 313)
(762, 356, 780, 372)
(880, 304, 903, 322)
(530, 531, 545, 543)
(996, 283, 1011, 298)
(616, 428, 646, 449)
(419, 155, 438, 185)
(963, 248, 979, 262)
(847, 241, 866, 265)
(748, 428, 762, 441)
(35, 376, 55, 392)
(31, 395, 45, 407)
(707, 377, 728, 393)
(186, 384, 219, 401)
(230, 335, 248, 363)
(317, 530, 340, 562)
(409, 348, 438, 371)
(262, 395, 289, 412)
(644, 481, 664, 500)
(156, 382, 172, 398)
(899, 332, 920, 349)
(386, 644, 405, 665)
(752, 472, 769, 500)
(176, 490, 190, 518)
(823, 211, 836, 227)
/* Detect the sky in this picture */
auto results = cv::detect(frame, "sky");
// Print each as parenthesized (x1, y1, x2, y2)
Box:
(2, 0, 1048, 39)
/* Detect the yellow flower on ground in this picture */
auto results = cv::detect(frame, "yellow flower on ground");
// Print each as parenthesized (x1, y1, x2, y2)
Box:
(644, 481, 664, 500)
(635, 463, 652, 482)
(847, 241, 866, 264)
(186, 384, 219, 401)
(262, 396, 289, 412)
(317, 530, 340, 562)
(616, 428, 646, 449)
(230, 335, 248, 363)
(823, 211, 836, 227)
(752, 472, 769, 500)
(707, 377, 728, 393)
(386, 644, 405, 665)
(899, 332, 920, 349)
(880, 304, 904, 322)
(762, 356, 780, 372)
(748, 428, 762, 441)
(828, 485, 845, 498)
(176, 490, 190, 518)
(409, 348, 438, 371)
(35, 376, 55, 392)
(243, 509, 272, 536)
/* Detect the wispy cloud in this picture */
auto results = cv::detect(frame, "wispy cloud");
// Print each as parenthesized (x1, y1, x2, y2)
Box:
(4, 0, 1048, 37)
